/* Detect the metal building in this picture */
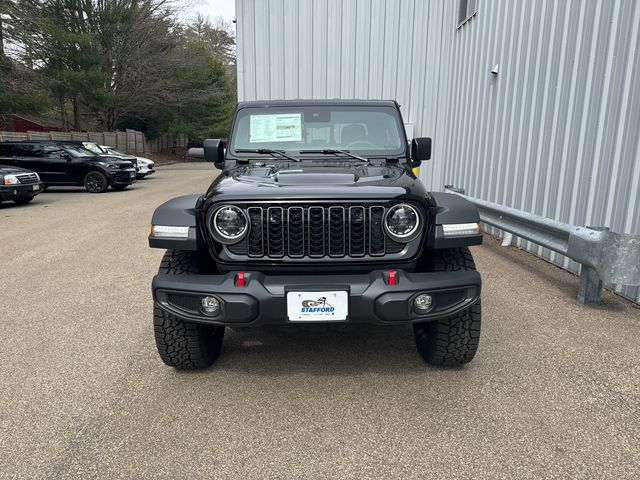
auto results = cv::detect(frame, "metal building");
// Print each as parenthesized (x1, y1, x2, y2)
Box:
(236, 0, 640, 302)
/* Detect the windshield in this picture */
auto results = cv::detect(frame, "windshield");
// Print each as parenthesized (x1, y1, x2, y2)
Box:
(82, 142, 105, 154)
(230, 105, 406, 157)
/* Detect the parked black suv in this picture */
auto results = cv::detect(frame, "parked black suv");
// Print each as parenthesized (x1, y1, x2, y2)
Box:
(0, 164, 44, 204)
(0, 141, 137, 193)
(149, 100, 483, 369)
(67, 141, 139, 171)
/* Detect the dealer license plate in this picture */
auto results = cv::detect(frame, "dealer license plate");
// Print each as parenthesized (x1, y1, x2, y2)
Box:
(287, 291, 348, 322)
(32, 185, 39, 191)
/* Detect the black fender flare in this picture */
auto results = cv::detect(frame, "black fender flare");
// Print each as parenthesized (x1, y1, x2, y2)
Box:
(427, 192, 483, 249)
(149, 194, 203, 250)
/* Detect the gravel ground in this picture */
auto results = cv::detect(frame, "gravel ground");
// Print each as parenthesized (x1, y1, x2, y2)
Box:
(1, 163, 639, 479)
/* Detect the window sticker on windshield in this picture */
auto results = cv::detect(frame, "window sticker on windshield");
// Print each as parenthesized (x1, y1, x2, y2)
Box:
(249, 113, 302, 143)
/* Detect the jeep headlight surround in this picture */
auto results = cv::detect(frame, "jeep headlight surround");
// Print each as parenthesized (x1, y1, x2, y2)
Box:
(384, 203, 422, 242)
(3, 174, 20, 185)
(210, 205, 249, 244)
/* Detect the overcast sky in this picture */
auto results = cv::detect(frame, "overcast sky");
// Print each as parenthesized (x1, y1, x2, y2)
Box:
(196, 0, 236, 22)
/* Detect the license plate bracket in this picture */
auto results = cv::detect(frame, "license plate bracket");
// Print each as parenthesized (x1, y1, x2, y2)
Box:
(286, 291, 348, 322)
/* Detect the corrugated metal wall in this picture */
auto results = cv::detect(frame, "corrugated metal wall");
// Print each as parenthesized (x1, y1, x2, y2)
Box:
(236, 0, 640, 302)
(236, 0, 453, 178)
(439, 0, 640, 302)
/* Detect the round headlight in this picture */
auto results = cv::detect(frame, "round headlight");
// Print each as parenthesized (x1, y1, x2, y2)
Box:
(384, 204, 421, 241)
(211, 205, 248, 243)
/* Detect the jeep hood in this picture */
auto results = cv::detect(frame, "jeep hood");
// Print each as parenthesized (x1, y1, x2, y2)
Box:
(204, 163, 427, 203)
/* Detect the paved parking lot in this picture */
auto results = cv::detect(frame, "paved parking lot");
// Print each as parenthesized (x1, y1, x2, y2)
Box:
(1, 162, 639, 479)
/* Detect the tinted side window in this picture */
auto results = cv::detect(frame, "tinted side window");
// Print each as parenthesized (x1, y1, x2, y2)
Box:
(15, 145, 43, 157)
(43, 145, 66, 157)
(0, 144, 17, 156)
(0, 143, 15, 157)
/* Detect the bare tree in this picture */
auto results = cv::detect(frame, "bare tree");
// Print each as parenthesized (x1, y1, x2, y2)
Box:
(0, 0, 5, 60)
(187, 13, 235, 65)
(2, 0, 236, 136)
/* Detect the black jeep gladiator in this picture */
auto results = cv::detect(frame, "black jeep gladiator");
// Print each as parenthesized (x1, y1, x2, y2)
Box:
(149, 100, 482, 369)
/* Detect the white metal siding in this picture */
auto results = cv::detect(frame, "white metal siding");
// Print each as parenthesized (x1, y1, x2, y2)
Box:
(236, 0, 451, 175)
(236, 0, 640, 302)
(438, 0, 640, 302)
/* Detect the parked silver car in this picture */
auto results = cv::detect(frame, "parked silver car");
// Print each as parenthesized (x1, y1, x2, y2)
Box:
(99, 146, 155, 179)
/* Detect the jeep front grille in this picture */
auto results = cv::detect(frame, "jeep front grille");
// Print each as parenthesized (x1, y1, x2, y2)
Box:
(224, 204, 407, 260)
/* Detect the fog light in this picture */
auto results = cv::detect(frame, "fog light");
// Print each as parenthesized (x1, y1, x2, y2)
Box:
(414, 294, 433, 313)
(201, 296, 221, 315)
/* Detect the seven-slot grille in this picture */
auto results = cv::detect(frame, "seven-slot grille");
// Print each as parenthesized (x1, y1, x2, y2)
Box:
(16, 173, 39, 184)
(225, 204, 408, 260)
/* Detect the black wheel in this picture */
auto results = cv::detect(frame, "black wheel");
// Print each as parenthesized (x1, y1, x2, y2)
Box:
(83, 171, 108, 193)
(154, 250, 225, 369)
(414, 248, 481, 366)
(14, 197, 34, 204)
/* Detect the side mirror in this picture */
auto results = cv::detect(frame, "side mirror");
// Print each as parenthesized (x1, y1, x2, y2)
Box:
(203, 138, 225, 169)
(410, 137, 432, 167)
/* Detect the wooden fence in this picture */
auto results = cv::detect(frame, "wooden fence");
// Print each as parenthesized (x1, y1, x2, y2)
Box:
(0, 129, 187, 154)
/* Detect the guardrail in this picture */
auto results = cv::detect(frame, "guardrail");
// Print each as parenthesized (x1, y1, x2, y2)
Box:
(444, 186, 640, 304)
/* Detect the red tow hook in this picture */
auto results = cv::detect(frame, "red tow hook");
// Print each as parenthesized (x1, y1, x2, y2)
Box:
(387, 269, 398, 285)
(236, 271, 246, 287)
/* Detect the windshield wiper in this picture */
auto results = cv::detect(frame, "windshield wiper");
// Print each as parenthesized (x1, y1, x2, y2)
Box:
(299, 149, 370, 163)
(235, 148, 300, 162)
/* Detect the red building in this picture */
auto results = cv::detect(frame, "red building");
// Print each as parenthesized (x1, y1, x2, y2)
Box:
(10, 114, 63, 133)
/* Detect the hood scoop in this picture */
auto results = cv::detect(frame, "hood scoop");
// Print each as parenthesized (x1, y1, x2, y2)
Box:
(235, 165, 397, 186)
(274, 171, 357, 185)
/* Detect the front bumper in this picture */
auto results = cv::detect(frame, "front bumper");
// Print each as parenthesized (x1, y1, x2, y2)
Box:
(140, 164, 155, 175)
(109, 168, 137, 186)
(0, 181, 44, 202)
(152, 269, 481, 326)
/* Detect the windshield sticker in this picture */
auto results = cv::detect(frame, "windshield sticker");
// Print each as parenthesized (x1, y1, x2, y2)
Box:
(249, 113, 302, 143)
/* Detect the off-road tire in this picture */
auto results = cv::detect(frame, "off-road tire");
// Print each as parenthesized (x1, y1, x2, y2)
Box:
(14, 197, 34, 204)
(154, 250, 225, 369)
(83, 171, 108, 193)
(414, 247, 481, 366)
